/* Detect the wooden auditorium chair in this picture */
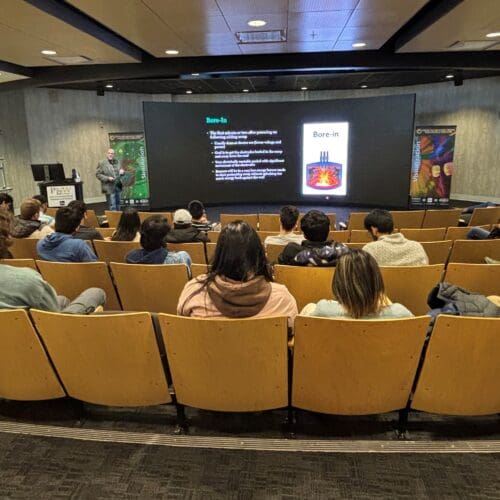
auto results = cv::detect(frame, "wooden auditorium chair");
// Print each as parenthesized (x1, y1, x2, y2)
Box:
(220, 213, 258, 229)
(445, 225, 490, 241)
(167, 242, 207, 265)
(83, 209, 100, 228)
(399, 227, 446, 241)
(0, 258, 38, 271)
(9, 237, 38, 259)
(346, 212, 369, 230)
(95, 227, 116, 239)
(444, 263, 500, 297)
(420, 240, 453, 265)
(93, 240, 141, 263)
(467, 206, 500, 227)
(258, 214, 280, 232)
(448, 239, 500, 264)
(390, 210, 425, 229)
(104, 210, 122, 228)
(349, 229, 372, 243)
(421, 208, 461, 228)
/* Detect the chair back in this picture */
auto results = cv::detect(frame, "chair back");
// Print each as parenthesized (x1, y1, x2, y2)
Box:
(93, 240, 141, 263)
(31, 310, 171, 406)
(444, 263, 500, 297)
(0, 309, 66, 400)
(206, 231, 220, 242)
(96, 227, 116, 239)
(191, 263, 210, 278)
(220, 214, 258, 229)
(329, 230, 348, 243)
(104, 210, 122, 228)
(167, 242, 206, 264)
(420, 240, 453, 265)
(266, 243, 285, 264)
(445, 225, 490, 241)
(138, 211, 172, 224)
(345, 242, 365, 250)
(258, 214, 280, 232)
(347, 212, 369, 230)
(399, 227, 446, 241)
(36, 260, 121, 310)
(422, 208, 461, 228)
(390, 210, 425, 229)
(110, 263, 189, 313)
(0, 258, 38, 271)
(468, 206, 500, 227)
(206, 242, 217, 263)
(292, 316, 429, 414)
(84, 209, 100, 228)
(412, 315, 500, 415)
(273, 265, 334, 311)
(380, 264, 445, 315)
(448, 239, 500, 263)
(10, 238, 38, 259)
(349, 229, 372, 243)
(158, 314, 288, 411)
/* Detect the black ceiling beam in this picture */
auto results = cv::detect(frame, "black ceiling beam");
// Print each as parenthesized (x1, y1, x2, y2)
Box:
(0, 59, 34, 77)
(23, 0, 146, 61)
(381, 0, 465, 53)
(1, 49, 499, 92)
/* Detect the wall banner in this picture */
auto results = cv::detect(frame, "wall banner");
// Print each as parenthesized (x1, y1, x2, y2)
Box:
(410, 126, 456, 208)
(109, 132, 150, 209)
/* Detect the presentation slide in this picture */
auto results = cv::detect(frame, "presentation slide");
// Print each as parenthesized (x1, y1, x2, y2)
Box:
(143, 95, 415, 209)
(302, 122, 349, 196)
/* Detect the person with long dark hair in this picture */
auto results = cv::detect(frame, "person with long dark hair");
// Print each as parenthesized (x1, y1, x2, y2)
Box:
(177, 220, 297, 327)
(301, 249, 413, 319)
(111, 207, 141, 242)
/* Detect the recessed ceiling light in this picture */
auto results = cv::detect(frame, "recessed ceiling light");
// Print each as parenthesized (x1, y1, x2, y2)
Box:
(165, 49, 179, 55)
(242, 89, 249, 92)
(352, 42, 366, 48)
(445, 74, 454, 79)
(105, 84, 114, 89)
(191, 73, 199, 76)
(300, 86, 308, 90)
(360, 84, 368, 88)
(247, 19, 267, 27)
(486, 32, 500, 38)
(186, 90, 193, 94)
(41, 50, 57, 55)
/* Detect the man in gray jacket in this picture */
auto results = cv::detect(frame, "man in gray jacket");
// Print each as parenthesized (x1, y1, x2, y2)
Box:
(96, 148, 124, 210)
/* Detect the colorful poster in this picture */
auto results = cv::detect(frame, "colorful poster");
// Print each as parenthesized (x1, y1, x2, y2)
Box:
(109, 132, 150, 209)
(410, 126, 456, 208)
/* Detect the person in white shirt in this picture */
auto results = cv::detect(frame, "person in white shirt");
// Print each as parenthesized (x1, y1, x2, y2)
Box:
(264, 205, 304, 249)
(362, 209, 429, 266)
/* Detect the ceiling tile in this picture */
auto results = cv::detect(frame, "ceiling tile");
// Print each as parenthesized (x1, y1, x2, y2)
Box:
(216, 0, 288, 15)
(289, 0, 359, 12)
(224, 14, 287, 32)
(286, 41, 335, 52)
(142, 0, 221, 16)
(288, 10, 352, 30)
(334, 38, 386, 50)
(338, 25, 398, 41)
(239, 42, 288, 54)
(288, 28, 342, 42)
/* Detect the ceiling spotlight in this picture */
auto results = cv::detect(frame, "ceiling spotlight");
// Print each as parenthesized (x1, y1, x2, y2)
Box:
(247, 19, 267, 27)
(242, 89, 249, 92)
(105, 84, 114, 89)
(360, 84, 368, 88)
(352, 42, 366, 48)
(486, 32, 500, 38)
(41, 50, 57, 55)
(191, 73, 199, 76)
(445, 74, 454, 79)
(186, 90, 193, 94)
(165, 49, 179, 55)
(300, 86, 308, 90)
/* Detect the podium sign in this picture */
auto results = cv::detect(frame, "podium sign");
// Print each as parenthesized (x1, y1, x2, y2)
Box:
(46, 184, 76, 207)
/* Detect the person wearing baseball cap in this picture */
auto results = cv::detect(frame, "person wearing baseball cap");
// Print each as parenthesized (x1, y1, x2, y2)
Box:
(166, 208, 209, 243)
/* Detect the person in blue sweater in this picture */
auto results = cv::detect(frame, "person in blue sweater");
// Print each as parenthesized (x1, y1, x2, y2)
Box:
(37, 206, 97, 262)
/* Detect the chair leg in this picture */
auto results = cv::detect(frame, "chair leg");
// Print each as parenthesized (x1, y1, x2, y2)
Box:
(396, 408, 409, 439)
(174, 403, 189, 434)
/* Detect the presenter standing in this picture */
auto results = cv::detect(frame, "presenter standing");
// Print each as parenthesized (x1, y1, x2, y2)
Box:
(96, 148, 124, 211)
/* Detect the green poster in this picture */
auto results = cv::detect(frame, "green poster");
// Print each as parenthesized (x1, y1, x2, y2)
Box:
(109, 132, 150, 209)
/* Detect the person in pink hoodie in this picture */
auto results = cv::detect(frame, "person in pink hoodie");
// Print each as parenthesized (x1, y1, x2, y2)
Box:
(177, 220, 297, 328)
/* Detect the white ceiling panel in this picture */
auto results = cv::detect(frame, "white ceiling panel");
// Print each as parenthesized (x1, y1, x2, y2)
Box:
(347, 0, 427, 27)
(288, 28, 342, 42)
(224, 14, 288, 32)
(215, 0, 288, 16)
(286, 41, 335, 52)
(288, 10, 352, 30)
(289, 0, 359, 12)
(334, 38, 386, 50)
(239, 42, 288, 54)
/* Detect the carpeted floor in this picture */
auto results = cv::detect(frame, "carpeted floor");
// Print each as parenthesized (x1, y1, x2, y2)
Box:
(0, 432, 498, 499)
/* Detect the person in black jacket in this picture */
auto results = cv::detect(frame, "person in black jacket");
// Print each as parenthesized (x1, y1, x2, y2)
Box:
(278, 210, 349, 266)
(68, 200, 103, 241)
(166, 209, 209, 243)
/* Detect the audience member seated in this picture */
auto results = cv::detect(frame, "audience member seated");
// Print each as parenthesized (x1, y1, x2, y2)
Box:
(177, 221, 297, 328)
(166, 209, 209, 243)
(10, 199, 53, 239)
(278, 210, 349, 266)
(0, 193, 14, 214)
(126, 215, 192, 270)
(68, 200, 103, 241)
(467, 219, 500, 240)
(32, 194, 54, 225)
(264, 205, 304, 248)
(301, 249, 413, 319)
(37, 207, 98, 262)
(110, 207, 141, 241)
(362, 209, 429, 266)
(188, 199, 219, 231)
(0, 211, 105, 313)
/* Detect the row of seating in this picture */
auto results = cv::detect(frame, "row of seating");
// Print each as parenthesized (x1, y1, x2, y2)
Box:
(8, 236, 500, 266)
(101, 206, 500, 231)
(1, 260, 498, 315)
(1, 310, 498, 431)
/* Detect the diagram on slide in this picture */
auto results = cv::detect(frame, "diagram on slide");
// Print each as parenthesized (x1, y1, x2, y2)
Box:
(302, 122, 349, 196)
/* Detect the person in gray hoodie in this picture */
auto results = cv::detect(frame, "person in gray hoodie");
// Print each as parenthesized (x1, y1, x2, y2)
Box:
(37, 206, 97, 262)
